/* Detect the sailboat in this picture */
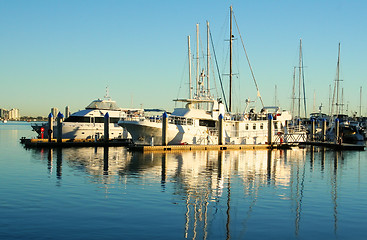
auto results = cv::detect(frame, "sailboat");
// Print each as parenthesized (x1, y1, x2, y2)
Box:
(325, 44, 364, 143)
(118, 6, 297, 146)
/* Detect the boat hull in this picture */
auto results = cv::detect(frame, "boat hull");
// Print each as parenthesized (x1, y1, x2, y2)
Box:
(119, 119, 301, 146)
(32, 122, 130, 140)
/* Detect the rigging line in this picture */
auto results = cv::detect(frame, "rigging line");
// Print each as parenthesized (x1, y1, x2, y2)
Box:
(210, 29, 229, 112)
(233, 13, 264, 108)
(211, 59, 220, 98)
(176, 55, 189, 100)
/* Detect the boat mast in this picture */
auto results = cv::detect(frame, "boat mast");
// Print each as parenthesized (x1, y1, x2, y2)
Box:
(298, 39, 302, 118)
(291, 66, 296, 117)
(336, 43, 341, 115)
(360, 86, 362, 117)
(341, 88, 344, 114)
(229, 5, 233, 112)
(188, 36, 192, 99)
(329, 84, 332, 116)
(196, 24, 200, 99)
(207, 21, 210, 98)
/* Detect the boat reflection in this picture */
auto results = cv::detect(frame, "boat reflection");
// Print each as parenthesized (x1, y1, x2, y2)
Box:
(30, 146, 352, 239)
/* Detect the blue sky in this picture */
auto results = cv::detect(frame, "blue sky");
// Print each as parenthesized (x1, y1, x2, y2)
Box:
(1, 0, 366, 117)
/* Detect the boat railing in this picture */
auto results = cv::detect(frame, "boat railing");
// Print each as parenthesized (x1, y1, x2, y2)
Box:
(123, 114, 146, 121)
(227, 129, 268, 138)
(286, 124, 307, 133)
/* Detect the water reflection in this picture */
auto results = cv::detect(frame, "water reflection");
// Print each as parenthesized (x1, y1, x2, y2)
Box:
(28, 146, 365, 239)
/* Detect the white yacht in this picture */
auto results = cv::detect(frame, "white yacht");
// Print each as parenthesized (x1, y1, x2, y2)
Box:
(118, 99, 293, 145)
(32, 95, 143, 140)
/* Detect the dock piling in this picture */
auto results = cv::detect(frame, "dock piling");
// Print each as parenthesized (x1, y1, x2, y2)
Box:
(267, 114, 273, 145)
(311, 118, 315, 141)
(48, 113, 53, 142)
(335, 118, 340, 144)
(218, 114, 224, 145)
(104, 112, 110, 143)
(57, 112, 64, 143)
(322, 118, 327, 142)
(162, 112, 168, 146)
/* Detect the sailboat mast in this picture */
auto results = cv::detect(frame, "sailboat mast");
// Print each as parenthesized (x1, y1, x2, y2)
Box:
(291, 66, 296, 117)
(298, 39, 302, 118)
(196, 24, 200, 99)
(188, 36, 192, 99)
(207, 21, 210, 97)
(336, 43, 341, 115)
(329, 84, 332, 116)
(360, 86, 362, 117)
(229, 6, 233, 112)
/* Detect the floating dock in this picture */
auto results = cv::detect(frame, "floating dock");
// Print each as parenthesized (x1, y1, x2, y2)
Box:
(20, 138, 132, 148)
(127, 143, 297, 152)
(304, 141, 365, 151)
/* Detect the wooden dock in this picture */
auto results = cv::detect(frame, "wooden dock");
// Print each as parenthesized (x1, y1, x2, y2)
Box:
(127, 143, 297, 152)
(303, 141, 365, 151)
(20, 138, 132, 148)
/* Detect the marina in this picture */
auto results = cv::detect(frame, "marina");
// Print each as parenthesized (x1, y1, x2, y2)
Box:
(1, 122, 367, 239)
(2, 2, 367, 239)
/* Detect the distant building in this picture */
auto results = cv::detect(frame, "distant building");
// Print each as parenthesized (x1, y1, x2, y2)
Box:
(0, 108, 8, 119)
(51, 107, 58, 120)
(8, 108, 20, 120)
(0, 108, 20, 120)
(65, 106, 70, 118)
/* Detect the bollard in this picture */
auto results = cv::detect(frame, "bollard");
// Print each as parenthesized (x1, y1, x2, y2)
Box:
(218, 114, 224, 145)
(311, 118, 315, 141)
(322, 118, 327, 142)
(267, 114, 273, 145)
(162, 112, 168, 146)
(104, 112, 110, 143)
(334, 118, 340, 144)
(57, 112, 64, 143)
(48, 113, 53, 142)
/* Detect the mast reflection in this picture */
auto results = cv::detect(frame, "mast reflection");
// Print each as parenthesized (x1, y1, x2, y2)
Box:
(56, 148, 62, 179)
(28, 145, 352, 238)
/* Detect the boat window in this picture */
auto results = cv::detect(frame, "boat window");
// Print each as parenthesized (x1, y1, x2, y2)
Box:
(199, 119, 216, 127)
(260, 123, 264, 129)
(94, 117, 120, 123)
(245, 124, 249, 130)
(64, 116, 90, 123)
(187, 119, 193, 125)
(274, 122, 278, 130)
(253, 124, 256, 130)
(64, 116, 119, 123)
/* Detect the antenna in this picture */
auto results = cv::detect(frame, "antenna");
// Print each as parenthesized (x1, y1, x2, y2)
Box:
(104, 86, 111, 100)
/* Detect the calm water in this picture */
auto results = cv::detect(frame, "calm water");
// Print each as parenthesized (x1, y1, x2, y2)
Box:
(1, 122, 367, 240)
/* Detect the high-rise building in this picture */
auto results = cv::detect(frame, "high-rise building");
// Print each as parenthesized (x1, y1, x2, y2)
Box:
(65, 106, 70, 118)
(8, 108, 20, 120)
(0, 108, 8, 120)
(51, 107, 58, 120)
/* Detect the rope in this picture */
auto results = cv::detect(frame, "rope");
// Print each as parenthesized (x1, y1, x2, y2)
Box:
(233, 13, 264, 108)
(210, 30, 229, 112)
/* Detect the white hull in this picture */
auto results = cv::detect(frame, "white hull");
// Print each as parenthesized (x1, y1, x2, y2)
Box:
(33, 122, 130, 140)
(120, 118, 292, 146)
(59, 122, 130, 139)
